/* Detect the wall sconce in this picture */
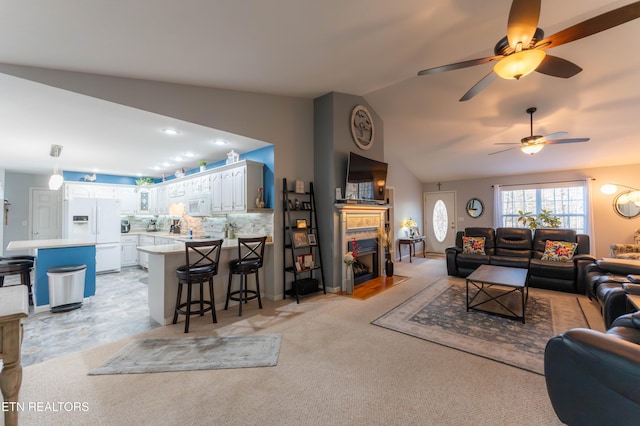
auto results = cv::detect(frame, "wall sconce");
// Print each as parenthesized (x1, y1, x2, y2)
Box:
(48, 144, 64, 190)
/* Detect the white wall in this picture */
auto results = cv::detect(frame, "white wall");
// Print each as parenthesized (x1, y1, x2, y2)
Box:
(423, 163, 640, 258)
(2, 173, 52, 255)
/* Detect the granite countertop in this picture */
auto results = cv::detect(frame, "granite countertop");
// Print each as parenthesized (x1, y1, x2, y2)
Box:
(137, 235, 272, 255)
(6, 238, 96, 251)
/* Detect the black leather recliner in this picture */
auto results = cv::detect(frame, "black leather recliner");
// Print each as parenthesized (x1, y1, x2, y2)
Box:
(581, 258, 640, 328)
(545, 312, 640, 425)
(529, 228, 593, 294)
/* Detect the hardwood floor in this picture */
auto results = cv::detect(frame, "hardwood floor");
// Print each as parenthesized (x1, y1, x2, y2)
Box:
(340, 275, 410, 300)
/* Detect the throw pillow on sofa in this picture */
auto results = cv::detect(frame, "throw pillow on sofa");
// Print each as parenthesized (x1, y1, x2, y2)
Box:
(541, 240, 578, 262)
(463, 236, 486, 255)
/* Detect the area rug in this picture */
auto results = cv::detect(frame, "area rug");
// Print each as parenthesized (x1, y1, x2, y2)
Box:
(372, 278, 589, 375)
(89, 334, 281, 375)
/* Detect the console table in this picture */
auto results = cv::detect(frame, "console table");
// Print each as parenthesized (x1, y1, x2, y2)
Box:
(0, 285, 29, 426)
(398, 236, 425, 263)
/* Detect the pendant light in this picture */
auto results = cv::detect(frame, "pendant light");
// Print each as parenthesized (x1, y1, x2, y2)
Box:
(48, 144, 64, 190)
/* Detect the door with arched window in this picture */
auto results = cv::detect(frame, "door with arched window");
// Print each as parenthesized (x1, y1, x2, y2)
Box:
(424, 191, 456, 253)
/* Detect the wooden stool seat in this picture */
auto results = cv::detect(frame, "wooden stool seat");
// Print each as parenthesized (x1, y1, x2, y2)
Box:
(0, 258, 34, 306)
(173, 240, 223, 333)
(225, 237, 267, 316)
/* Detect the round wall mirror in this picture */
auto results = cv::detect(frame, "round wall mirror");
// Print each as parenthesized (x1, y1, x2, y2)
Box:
(466, 198, 484, 218)
(613, 191, 640, 219)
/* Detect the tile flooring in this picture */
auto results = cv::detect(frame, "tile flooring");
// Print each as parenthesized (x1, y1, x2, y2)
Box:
(19, 266, 159, 367)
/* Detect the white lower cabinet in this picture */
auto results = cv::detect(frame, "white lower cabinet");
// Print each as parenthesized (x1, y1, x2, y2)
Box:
(121, 235, 139, 267)
(138, 235, 155, 269)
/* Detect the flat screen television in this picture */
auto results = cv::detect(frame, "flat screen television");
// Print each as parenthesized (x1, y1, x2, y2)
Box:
(344, 152, 388, 202)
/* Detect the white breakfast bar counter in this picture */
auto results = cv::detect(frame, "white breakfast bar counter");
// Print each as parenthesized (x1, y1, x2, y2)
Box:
(137, 239, 273, 326)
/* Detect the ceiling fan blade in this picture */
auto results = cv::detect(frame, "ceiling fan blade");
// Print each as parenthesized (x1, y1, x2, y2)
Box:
(489, 147, 517, 155)
(459, 71, 497, 102)
(535, 1, 640, 50)
(507, 0, 541, 49)
(546, 138, 590, 145)
(417, 56, 502, 76)
(540, 131, 568, 141)
(535, 55, 582, 78)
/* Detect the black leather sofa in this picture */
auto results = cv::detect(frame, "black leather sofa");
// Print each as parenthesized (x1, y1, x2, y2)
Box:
(581, 258, 640, 329)
(544, 312, 640, 425)
(446, 227, 594, 293)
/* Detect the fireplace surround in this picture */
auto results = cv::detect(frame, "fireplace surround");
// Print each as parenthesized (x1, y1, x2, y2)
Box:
(337, 204, 388, 292)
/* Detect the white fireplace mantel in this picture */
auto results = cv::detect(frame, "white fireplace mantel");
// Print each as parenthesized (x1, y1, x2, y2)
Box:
(336, 204, 389, 292)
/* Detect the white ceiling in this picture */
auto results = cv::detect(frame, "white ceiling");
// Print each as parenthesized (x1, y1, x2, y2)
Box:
(0, 0, 639, 182)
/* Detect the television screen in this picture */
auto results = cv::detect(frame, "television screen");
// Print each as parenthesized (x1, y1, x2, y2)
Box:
(344, 152, 388, 201)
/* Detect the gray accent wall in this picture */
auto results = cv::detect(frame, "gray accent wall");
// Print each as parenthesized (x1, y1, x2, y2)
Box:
(314, 92, 385, 292)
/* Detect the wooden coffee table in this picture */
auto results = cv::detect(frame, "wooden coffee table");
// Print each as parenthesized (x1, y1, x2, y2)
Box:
(466, 264, 529, 323)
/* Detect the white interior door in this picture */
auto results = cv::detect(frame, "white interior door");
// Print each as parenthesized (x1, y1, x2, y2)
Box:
(31, 188, 62, 240)
(424, 191, 456, 253)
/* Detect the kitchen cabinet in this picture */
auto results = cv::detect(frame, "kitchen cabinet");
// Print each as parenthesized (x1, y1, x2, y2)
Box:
(138, 235, 155, 269)
(211, 172, 222, 212)
(121, 235, 139, 267)
(137, 187, 151, 214)
(154, 236, 175, 245)
(155, 185, 169, 214)
(64, 182, 117, 200)
(118, 186, 137, 214)
(208, 161, 263, 213)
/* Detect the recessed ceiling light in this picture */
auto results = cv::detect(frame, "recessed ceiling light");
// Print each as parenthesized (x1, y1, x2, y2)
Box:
(184, 152, 196, 157)
(162, 128, 181, 136)
(214, 139, 227, 145)
(174, 156, 184, 162)
(162, 162, 171, 167)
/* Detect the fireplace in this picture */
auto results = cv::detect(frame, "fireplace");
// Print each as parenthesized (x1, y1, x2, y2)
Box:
(336, 205, 389, 293)
(348, 238, 379, 285)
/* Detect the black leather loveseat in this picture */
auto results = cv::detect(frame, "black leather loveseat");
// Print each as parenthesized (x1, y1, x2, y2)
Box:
(446, 227, 594, 293)
(544, 312, 640, 425)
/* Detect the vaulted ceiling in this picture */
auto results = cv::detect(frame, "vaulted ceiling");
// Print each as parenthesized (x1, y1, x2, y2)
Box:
(1, 0, 639, 182)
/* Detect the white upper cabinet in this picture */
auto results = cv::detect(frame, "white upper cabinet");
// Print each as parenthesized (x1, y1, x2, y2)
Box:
(118, 186, 137, 214)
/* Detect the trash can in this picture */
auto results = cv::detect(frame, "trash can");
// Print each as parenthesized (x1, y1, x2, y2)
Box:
(47, 264, 87, 313)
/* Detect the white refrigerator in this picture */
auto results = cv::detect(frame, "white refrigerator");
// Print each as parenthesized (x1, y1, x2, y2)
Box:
(64, 198, 122, 273)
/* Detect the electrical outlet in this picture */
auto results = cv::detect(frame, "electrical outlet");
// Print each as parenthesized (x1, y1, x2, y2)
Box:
(22, 220, 27, 227)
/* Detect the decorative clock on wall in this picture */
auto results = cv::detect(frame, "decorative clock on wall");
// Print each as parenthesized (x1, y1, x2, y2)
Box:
(350, 105, 374, 150)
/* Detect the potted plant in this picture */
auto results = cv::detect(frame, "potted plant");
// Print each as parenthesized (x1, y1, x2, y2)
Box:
(517, 209, 561, 229)
(198, 160, 207, 172)
(135, 177, 153, 186)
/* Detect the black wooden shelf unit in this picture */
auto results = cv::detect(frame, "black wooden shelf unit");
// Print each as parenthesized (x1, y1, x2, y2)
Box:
(282, 177, 326, 303)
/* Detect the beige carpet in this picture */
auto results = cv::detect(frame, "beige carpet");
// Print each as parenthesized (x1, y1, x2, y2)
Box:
(372, 277, 589, 375)
(16, 257, 603, 425)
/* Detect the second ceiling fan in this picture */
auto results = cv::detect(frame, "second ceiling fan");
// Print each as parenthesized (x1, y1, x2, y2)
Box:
(417, 0, 640, 101)
(489, 107, 589, 155)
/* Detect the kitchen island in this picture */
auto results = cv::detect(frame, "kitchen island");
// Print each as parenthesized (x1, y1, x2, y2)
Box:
(138, 238, 273, 326)
(5, 239, 97, 312)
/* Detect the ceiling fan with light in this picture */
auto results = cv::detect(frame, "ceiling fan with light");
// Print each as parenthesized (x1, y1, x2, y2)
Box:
(489, 107, 589, 155)
(417, 0, 640, 101)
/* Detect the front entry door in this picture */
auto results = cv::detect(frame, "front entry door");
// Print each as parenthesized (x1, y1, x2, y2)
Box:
(424, 191, 456, 253)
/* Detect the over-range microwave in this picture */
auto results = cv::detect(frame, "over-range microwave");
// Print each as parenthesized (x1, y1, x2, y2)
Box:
(186, 196, 211, 217)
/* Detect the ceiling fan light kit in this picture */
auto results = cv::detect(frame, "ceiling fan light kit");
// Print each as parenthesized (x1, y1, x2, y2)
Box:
(489, 107, 590, 156)
(520, 143, 544, 155)
(48, 144, 64, 190)
(417, 0, 640, 101)
(493, 49, 546, 80)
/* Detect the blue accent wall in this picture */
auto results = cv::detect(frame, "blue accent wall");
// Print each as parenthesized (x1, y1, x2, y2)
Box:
(63, 171, 137, 185)
(61, 145, 275, 207)
(34, 246, 97, 307)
